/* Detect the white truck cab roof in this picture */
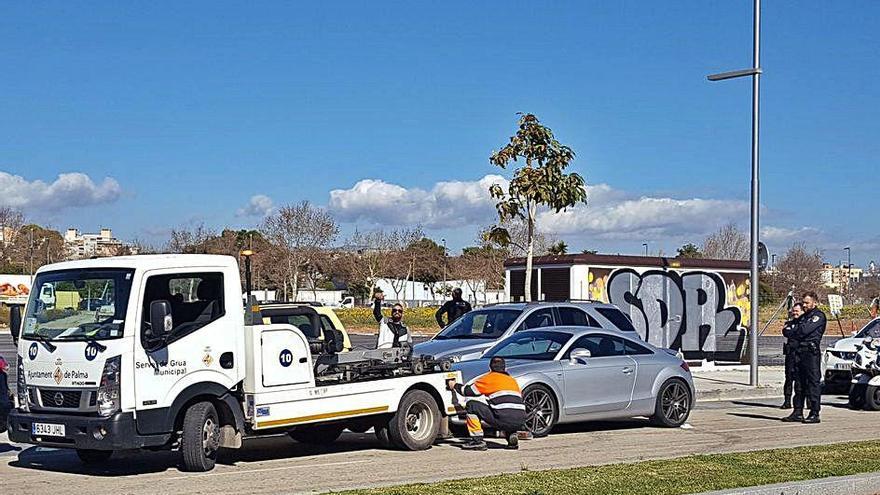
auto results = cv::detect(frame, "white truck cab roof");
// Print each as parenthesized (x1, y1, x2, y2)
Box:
(35, 254, 239, 274)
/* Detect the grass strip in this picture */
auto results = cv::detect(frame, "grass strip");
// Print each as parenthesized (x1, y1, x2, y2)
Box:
(333, 440, 880, 495)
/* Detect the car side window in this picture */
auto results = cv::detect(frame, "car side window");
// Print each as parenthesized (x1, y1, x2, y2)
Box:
(624, 339, 654, 355)
(518, 308, 554, 331)
(595, 307, 637, 332)
(141, 272, 225, 346)
(557, 307, 600, 327)
(565, 334, 625, 359)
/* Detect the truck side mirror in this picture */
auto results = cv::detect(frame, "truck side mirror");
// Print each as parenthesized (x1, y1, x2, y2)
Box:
(150, 300, 173, 338)
(569, 348, 591, 365)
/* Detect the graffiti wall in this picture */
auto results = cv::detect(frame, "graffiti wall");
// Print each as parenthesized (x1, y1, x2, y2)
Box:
(588, 267, 750, 361)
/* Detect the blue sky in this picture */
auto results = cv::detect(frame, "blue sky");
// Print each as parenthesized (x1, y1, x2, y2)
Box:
(1, 2, 878, 265)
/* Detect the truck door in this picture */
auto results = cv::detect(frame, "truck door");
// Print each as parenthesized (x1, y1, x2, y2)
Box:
(133, 270, 239, 434)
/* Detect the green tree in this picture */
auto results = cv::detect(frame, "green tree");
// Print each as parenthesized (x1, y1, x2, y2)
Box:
(548, 241, 568, 255)
(486, 113, 586, 301)
(676, 243, 703, 259)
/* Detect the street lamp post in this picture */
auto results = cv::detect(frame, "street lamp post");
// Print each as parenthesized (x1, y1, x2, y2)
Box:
(642, 243, 648, 256)
(441, 238, 447, 290)
(708, 0, 762, 386)
(844, 247, 851, 301)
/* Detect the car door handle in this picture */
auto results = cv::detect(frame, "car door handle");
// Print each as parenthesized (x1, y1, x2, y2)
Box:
(622, 367, 634, 374)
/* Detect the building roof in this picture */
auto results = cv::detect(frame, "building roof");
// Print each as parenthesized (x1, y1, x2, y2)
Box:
(503, 252, 750, 271)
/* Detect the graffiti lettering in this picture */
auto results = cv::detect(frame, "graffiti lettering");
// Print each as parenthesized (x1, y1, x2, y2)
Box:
(607, 269, 744, 357)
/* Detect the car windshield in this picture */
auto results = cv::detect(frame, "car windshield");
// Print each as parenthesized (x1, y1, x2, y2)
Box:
(484, 330, 572, 361)
(434, 308, 521, 340)
(857, 320, 880, 339)
(22, 268, 135, 341)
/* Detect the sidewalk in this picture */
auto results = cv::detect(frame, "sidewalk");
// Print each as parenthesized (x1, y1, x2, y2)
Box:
(696, 471, 880, 495)
(692, 365, 786, 403)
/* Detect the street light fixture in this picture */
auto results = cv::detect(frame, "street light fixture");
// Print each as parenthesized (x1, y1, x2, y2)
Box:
(844, 246, 851, 301)
(642, 243, 648, 256)
(708, 0, 762, 387)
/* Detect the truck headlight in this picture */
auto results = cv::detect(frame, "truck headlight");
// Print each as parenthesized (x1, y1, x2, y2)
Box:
(96, 356, 121, 417)
(16, 355, 28, 412)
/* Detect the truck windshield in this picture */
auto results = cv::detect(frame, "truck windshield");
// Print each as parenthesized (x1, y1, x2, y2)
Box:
(22, 268, 135, 342)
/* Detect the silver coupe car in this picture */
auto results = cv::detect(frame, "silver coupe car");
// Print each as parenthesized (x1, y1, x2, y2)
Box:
(452, 327, 695, 436)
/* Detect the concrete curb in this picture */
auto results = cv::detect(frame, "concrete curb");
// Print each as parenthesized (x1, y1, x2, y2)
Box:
(695, 471, 880, 495)
(695, 385, 785, 403)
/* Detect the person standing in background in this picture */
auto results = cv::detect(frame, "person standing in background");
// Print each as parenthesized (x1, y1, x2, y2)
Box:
(781, 302, 804, 409)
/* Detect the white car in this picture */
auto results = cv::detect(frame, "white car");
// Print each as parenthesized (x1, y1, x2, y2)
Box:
(823, 318, 880, 390)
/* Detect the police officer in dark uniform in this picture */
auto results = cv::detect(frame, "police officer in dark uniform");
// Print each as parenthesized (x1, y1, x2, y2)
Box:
(435, 288, 472, 328)
(782, 291, 826, 424)
(780, 302, 805, 409)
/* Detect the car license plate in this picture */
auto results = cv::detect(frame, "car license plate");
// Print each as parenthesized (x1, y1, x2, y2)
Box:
(835, 363, 852, 370)
(32, 422, 65, 437)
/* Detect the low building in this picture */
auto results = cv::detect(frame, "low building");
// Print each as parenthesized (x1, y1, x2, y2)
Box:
(504, 253, 751, 362)
(64, 228, 130, 259)
(820, 262, 862, 291)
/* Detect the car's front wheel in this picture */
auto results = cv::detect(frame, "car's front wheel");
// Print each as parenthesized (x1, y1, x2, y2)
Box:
(522, 384, 558, 437)
(864, 385, 880, 411)
(651, 379, 692, 427)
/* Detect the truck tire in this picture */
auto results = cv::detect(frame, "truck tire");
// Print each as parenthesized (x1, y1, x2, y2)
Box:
(849, 384, 867, 409)
(76, 449, 113, 465)
(865, 385, 880, 411)
(288, 424, 344, 444)
(181, 401, 221, 472)
(386, 390, 440, 451)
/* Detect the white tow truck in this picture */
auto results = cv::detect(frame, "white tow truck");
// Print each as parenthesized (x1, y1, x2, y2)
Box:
(9, 255, 459, 471)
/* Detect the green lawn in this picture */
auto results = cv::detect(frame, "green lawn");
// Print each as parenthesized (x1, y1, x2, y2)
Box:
(332, 441, 880, 495)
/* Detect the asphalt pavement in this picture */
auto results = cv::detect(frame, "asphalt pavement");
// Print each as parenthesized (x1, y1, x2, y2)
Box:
(1, 395, 875, 495)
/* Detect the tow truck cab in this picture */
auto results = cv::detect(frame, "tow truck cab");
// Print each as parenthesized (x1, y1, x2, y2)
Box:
(9, 254, 458, 471)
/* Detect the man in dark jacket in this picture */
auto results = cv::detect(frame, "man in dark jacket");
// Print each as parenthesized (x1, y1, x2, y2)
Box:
(435, 288, 472, 328)
(780, 302, 804, 409)
(782, 291, 826, 424)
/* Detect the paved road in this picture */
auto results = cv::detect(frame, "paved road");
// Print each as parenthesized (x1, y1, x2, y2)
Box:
(1, 395, 874, 495)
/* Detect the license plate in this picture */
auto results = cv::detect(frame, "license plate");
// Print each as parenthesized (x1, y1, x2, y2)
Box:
(835, 363, 852, 370)
(32, 422, 65, 437)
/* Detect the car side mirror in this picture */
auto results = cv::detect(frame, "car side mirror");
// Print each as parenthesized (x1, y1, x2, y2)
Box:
(150, 300, 173, 338)
(569, 348, 591, 365)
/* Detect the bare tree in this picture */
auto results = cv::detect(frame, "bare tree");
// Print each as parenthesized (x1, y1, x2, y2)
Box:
(261, 201, 338, 301)
(453, 244, 507, 304)
(482, 218, 556, 258)
(340, 227, 420, 302)
(702, 222, 749, 261)
(768, 243, 826, 299)
(166, 223, 216, 254)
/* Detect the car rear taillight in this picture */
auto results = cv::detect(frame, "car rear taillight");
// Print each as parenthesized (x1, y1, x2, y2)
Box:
(680, 361, 690, 373)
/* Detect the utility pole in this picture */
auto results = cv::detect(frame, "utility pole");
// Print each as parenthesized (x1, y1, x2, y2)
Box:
(708, 0, 762, 386)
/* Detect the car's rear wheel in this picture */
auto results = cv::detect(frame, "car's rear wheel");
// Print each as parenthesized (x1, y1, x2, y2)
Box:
(849, 384, 867, 409)
(651, 379, 692, 427)
(522, 384, 557, 437)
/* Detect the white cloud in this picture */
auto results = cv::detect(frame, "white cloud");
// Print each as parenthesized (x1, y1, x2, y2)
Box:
(328, 174, 755, 241)
(329, 175, 507, 228)
(0, 171, 121, 211)
(760, 226, 822, 244)
(237, 194, 275, 217)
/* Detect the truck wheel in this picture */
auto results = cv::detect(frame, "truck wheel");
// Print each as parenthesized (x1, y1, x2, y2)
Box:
(849, 384, 867, 409)
(387, 390, 440, 450)
(181, 401, 221, 472)
(288, 424, 344, 444)
(76, 449, 113, 464)
(865, 385, 880, 411)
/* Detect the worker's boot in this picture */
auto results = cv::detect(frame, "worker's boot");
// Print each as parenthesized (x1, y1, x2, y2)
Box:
(802, 412, 820, 424)
(781, 410, 804, 422)
(461, 438, 488, 451)
(505, 432, 519, 450)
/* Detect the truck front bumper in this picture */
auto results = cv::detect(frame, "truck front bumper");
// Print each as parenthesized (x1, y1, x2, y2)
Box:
(8, 410, 171, 451)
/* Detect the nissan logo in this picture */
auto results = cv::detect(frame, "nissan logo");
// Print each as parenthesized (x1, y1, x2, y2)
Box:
(53, 392, 64, 407)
